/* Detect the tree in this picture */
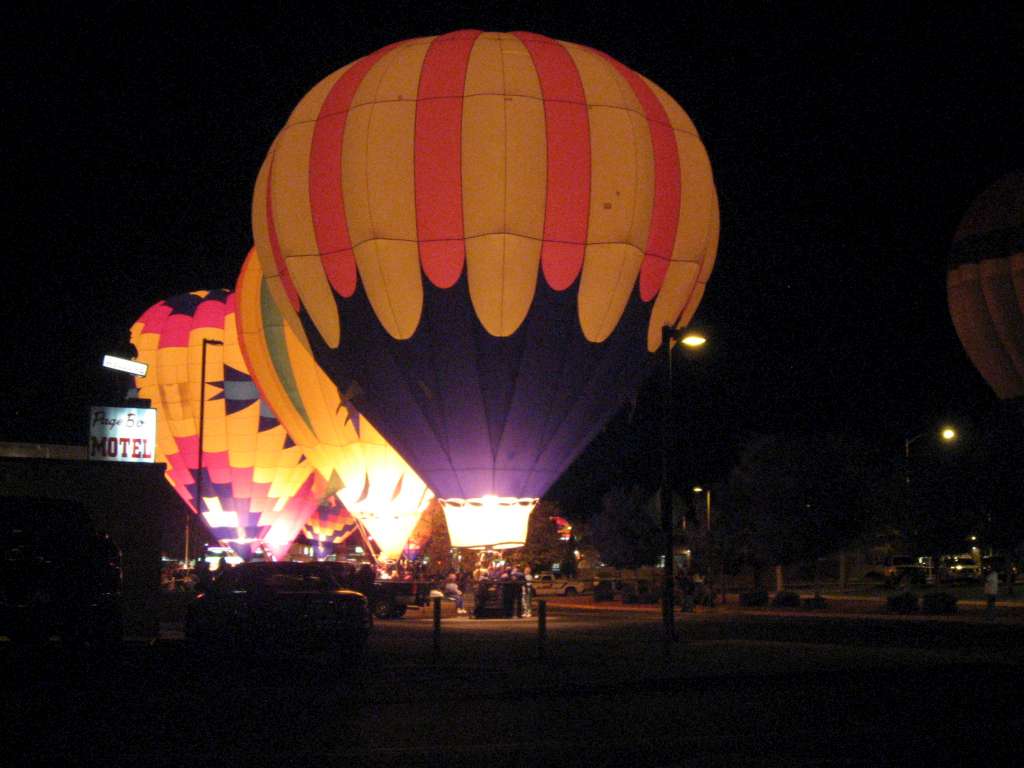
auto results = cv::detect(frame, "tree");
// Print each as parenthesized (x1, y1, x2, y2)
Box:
(411, 499, 451, 574)
(718, 433, 880, 588)
(589, 486, 661, 568)
(517, 500, 572, 571)
(897, 408, 1024, 572)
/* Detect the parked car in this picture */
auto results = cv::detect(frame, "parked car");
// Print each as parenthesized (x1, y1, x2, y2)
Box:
(0, 496, 123, 646)
(185, 561, 371, 657)
(939, 555, 982, 582)
(981, 555, 1019, 583)
(882, 555, 928, 586)
(531, 571, 591, 596)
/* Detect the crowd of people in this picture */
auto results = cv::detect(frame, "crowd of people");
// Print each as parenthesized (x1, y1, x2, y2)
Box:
(432, 562, 536, 617)
(162, 549, 552, 619)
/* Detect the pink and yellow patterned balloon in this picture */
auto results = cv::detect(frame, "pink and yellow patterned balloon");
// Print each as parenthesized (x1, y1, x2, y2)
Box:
(131, 290, 321, 559)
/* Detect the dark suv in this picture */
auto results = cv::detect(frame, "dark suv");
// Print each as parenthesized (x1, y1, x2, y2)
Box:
(882, 555, 928, 587)
(0, 497, 123, 645)
(185, 561, 371, 657)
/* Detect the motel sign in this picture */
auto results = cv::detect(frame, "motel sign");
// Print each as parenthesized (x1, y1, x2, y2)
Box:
(89, 406, 157, 463)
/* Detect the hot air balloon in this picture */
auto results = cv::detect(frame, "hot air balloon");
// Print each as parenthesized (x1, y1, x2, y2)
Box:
(131, 291, 322, 560)
(302, 495, 364, 561)
(236, 250, 433, 561)
(251, 30, 719, 549)
(947, 172, 1024, 416)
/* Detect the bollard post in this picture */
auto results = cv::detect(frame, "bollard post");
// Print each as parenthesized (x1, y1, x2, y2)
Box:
(433, 596, 441, 662)
(537, 600, 547, 662)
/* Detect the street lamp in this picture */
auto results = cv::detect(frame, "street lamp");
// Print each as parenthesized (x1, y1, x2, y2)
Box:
(904, 425, 957, 481)
(188, 338, 224, 566)
(693, 486, 712, 531)
(660, 326, 707, 644)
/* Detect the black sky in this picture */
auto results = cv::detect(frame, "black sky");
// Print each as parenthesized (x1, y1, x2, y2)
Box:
(3, 2, 1021, 509)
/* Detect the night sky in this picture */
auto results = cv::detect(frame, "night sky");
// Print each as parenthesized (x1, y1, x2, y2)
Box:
(4, 2, 1021, 512)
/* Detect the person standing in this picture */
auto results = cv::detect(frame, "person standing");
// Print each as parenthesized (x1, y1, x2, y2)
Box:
(522, 565, 534, 618)
(984, 567, 999, 621)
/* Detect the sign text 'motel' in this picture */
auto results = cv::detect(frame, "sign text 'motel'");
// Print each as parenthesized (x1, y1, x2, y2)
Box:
(89, 406, 157, 463)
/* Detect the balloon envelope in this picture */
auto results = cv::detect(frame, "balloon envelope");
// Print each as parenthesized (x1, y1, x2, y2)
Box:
(947, 172, 1024, 403)
(236, 250, 433, 561)
(252, 31, 718, 548)
(302, 496, 364, 560)
(131, 291, 321, 559)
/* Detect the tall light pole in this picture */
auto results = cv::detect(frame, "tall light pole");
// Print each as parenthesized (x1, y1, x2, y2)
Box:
(660, 326, 706, 644)
(904, 426, 957, 483)
(902, 424, 957, 583)
(189, 338, 224, 567)
(693, 486, 712, 531)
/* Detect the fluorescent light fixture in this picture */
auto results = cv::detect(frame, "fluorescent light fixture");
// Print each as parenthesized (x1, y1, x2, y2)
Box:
(103, 354, 148, 377)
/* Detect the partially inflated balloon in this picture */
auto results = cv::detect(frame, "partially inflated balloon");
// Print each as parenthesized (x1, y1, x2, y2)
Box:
(131, 291, 321, 559)
(236, 250, 432, 561)
(302, 496, 363, 560)
(948, 172, 1023, 408)
(252, 31, 718, 548)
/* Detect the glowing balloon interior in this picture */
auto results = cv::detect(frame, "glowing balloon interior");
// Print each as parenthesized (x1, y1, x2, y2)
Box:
(441, 497, 537, 550)
(236, 250, 433, 561)
(252, 30, 718, 549)
(131, 291, 321, 559)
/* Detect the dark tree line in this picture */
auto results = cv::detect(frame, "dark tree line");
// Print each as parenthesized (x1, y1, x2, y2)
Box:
(578, 413, 1022, 582)
(412, 409, 1022, 579)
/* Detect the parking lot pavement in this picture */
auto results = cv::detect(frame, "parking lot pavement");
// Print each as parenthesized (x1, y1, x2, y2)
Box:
(541, 590, 1024, 621)
(4, 605, 1022, 767)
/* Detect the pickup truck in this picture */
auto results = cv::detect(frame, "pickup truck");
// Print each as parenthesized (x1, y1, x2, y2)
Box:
(320, 562, 428, 619)
(530, 572, 591, 597)
(369, 579, 431, 619)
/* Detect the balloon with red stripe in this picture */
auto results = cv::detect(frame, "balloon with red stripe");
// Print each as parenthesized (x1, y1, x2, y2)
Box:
(251, 30, 719, 549)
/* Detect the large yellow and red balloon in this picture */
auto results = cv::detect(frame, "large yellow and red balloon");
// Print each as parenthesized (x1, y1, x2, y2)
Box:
(947, 172, 1023, 408)
(236, 249, 433, 561)
(251, 31, 718, 548)
(131, 291, 322, 560)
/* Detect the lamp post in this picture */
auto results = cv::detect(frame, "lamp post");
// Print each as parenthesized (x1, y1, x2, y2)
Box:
(189, 338, 224, 567)
(904, 426, 957, 483)
(902, 425, 957, 585)
(693, 486, 712, 531)
(660, 326, 706, 644)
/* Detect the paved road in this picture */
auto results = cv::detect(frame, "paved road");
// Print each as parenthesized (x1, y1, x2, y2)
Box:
(4, 603, 1022, 766)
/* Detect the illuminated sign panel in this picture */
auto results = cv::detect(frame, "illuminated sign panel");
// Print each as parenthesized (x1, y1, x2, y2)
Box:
(88, 406, 157, 463)
(102, 354, 149, 377)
